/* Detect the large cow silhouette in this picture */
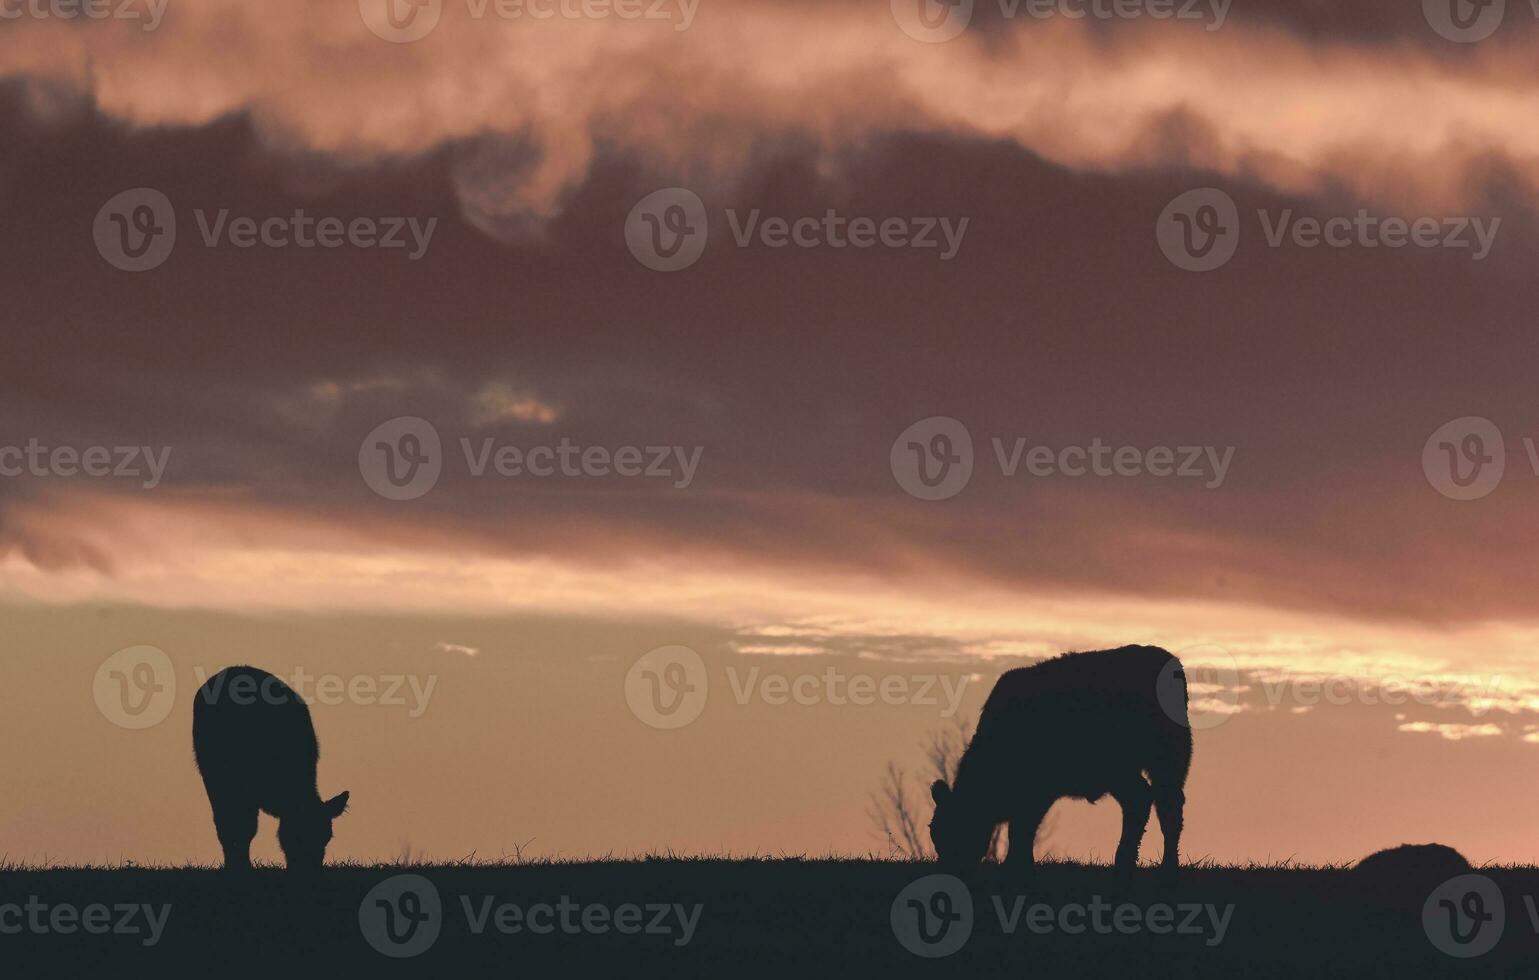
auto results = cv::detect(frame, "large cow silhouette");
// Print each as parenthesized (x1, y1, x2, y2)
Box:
(930, 645, 1191, 874)
(193, 666, 350, 870)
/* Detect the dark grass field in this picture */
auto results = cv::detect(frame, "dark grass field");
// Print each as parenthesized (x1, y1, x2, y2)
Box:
(3, 859, 1535, 976)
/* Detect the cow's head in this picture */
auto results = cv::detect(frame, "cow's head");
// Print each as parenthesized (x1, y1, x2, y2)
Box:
(278, 791, 350, 870)
(929, 780, 992, 869)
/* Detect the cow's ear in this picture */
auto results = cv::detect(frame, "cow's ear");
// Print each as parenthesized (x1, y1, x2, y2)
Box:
(930, 780, 950, 805)
(323, 791, 350, 818)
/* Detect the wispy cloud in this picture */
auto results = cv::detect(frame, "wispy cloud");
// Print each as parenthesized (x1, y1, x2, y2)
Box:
(5, 4, 1539, 237)
(1397, 721, 1504, 741)
(468, 382, 560, 427)
(14, 490, 1539, 710)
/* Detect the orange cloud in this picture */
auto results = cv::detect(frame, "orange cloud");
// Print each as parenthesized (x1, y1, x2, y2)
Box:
(3, 4, 1539, 237)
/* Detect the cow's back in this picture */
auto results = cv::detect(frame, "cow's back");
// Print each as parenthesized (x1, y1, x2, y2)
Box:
(976, 646, 1188, 797)
(193, 666, 319, 809)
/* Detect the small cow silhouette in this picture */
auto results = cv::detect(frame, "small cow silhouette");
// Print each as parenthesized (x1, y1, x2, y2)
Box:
(192, 666, 350, 870)
(1354, 843, 1471, 881)
(930, 645, 1191, 874)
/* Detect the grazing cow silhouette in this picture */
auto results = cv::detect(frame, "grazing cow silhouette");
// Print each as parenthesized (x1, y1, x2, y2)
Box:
(193, 666, 350, 870)
(1352, 844, 1473, 919)
(1354, 843, 1471, 882)
(930, 645, 1191, 874)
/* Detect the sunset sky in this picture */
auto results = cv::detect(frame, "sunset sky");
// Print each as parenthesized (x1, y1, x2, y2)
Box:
(6, 0, 1539, 867)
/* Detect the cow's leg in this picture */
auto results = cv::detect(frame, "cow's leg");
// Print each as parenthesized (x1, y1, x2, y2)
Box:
(211, 796, 258, 870)
(1003, 797, 1054, 873)
(1111, 777, 1153, 873)
(1152, 786, 1184, 875)
(1150, 731, 1191, 878)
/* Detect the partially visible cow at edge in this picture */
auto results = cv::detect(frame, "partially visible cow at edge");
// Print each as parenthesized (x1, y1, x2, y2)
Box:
(193, 665, 351, 870)
(929, 645, 1191, 875)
